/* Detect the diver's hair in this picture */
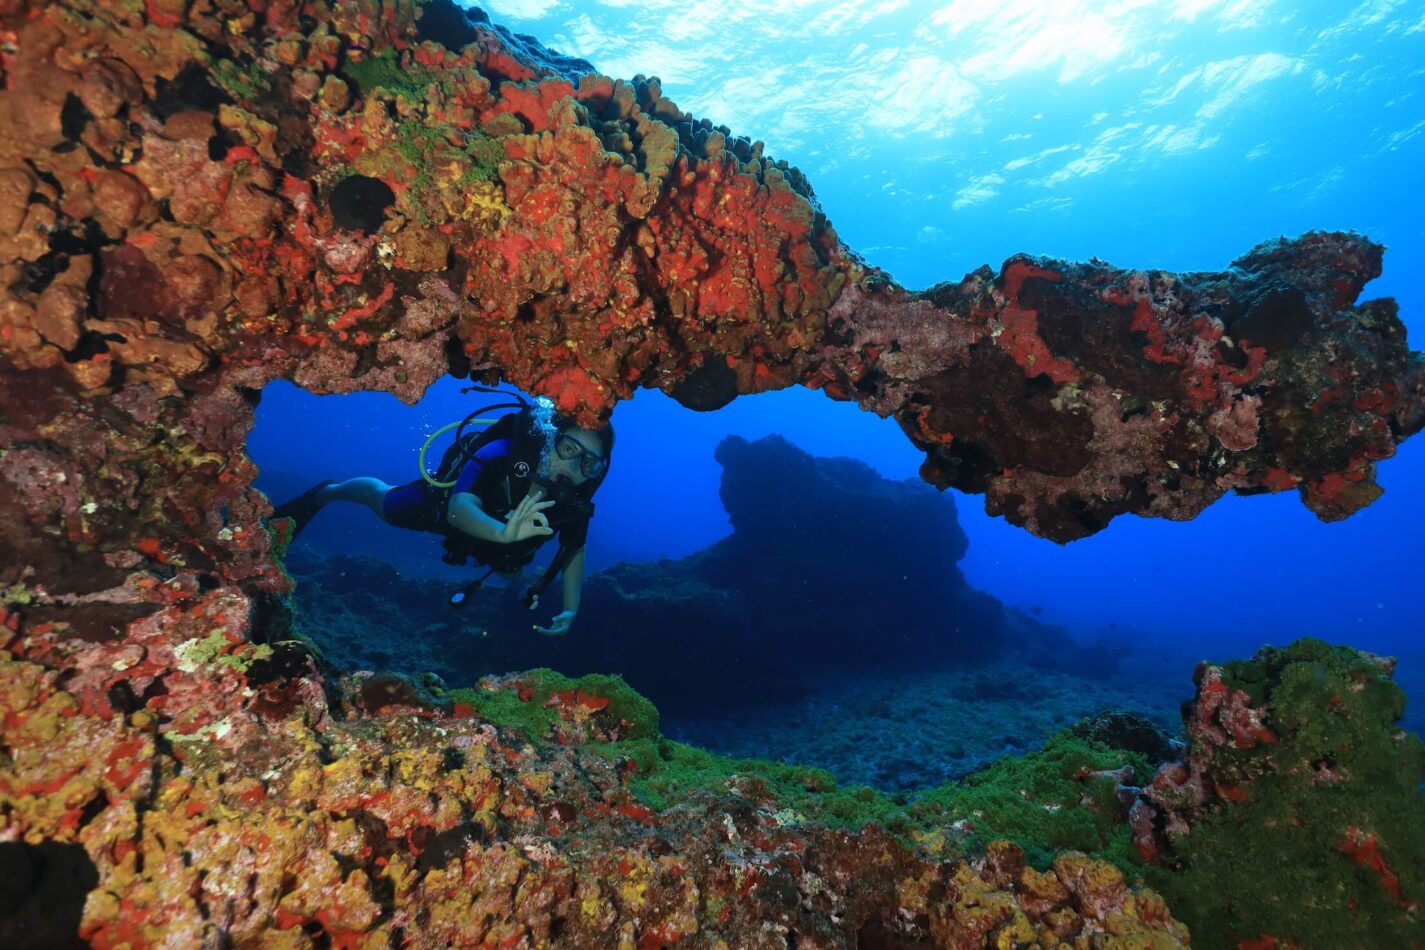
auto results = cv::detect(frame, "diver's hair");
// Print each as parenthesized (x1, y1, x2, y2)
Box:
(596, 421, 615, 459)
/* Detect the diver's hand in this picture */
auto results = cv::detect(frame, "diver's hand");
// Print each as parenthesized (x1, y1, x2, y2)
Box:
(533, 610, 576, 637)
(497, 493, 556, 543)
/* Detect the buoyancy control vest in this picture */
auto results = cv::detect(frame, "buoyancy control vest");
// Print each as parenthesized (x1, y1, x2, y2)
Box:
(427, 405, 599, 607)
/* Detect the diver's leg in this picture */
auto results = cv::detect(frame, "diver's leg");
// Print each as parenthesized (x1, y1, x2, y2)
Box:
(319, 477, 394, 520)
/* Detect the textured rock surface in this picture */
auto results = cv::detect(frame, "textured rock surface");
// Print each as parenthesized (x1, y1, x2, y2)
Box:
(1, 594, 1192, 947)
(0, 0, 1420, 566)
(1129, 639, 1425, 947)
(0, 0, 1421, 945)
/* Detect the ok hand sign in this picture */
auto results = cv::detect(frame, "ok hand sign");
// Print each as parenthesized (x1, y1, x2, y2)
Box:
(496, 489, 556, 544)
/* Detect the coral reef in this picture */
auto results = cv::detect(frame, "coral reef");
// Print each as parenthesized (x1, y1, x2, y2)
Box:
(1130, 638, 1425, 947)
(2, 589, 1194, 947)
(0, 0, 1422, 944)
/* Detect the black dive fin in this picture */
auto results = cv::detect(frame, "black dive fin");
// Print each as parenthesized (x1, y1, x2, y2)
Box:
(271, 479, 335, 539)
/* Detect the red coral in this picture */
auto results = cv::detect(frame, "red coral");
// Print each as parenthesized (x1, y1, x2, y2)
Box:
(1337, 826, 1411, 908)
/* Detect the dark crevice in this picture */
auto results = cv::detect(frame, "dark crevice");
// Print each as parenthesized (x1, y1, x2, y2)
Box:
(14, 252, 70, 295)
(443, 334, 472, 378)
(301, 919, 333, 948)
(15, 219, 117, 355)
(415, 821, 487, 873)
(152, 64, 232, 120)
(328, 175, 395, 233)
(669, 355, 738, 412)
(351, 346, 378, 379)
(107, 680, 141, 714)
(281, 147, 311, 178)
(59, 93, 94, 143)
(207, 125, 238, 161)
(61, 331, 126, 364)
(415, 0, 482, 51)
(0, 840, 98, 949)
(76, 793, 109, 831)
(13, 218, 113, 298)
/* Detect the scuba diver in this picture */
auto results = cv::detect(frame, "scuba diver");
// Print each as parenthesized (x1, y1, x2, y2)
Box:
(270, 392, 612, 637)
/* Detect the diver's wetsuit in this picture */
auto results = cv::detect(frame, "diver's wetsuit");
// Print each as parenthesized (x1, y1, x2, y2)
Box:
(381, 438, 513, 532)
(382, 437, 591, 574)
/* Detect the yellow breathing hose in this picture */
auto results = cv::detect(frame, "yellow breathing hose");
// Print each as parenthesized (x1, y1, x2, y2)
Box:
(419, 418, 498, 488)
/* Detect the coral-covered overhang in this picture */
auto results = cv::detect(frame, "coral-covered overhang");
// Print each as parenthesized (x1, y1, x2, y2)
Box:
(1, 0, 1421, 553)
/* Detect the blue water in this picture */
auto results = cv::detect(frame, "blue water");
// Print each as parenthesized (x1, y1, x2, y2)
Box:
(253, 2, 1424, 738)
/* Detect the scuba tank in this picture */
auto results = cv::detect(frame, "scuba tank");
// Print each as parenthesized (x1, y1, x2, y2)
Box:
(419, 388, 598, 609)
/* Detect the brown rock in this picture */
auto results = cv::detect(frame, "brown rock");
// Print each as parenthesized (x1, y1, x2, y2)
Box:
(97, 245, 163, 321)
(112, 334, 209, 379)
(64, 352, 113, 389)
(219, 105, 279, 163)
(272, 37, 305, 67)
(77, 58, 144, 120)
(92, 170, 152, 233)
(981, 839, 1026, 890)
(234, 276, 277, 318)
(220, 174, 282, 238)
(0, 167, 36, 237)
(32, 284, 85, 350)
(165, 255, 225, 318)
(1017, 865, 1070, 917)
(163, 110, 216, 142)
(1, 21, 74, 150)
(148, 0, 187, 29)
(292, 69, 321, 100)
(318, 75, 351, 113)
(172, 164, 235, 227)
(392, 227, 450, 272)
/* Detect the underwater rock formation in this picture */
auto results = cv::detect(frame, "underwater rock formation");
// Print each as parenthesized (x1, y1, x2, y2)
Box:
(1129, 639, 1424, 947)
(2, 592, 1199, 946)
(282, 434, 1106, 716)
(0, 0, 1422, 945)
(0, 0, 1421, 569)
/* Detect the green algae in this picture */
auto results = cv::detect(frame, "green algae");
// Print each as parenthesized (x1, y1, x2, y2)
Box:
(443, 669, 1154, 850)
(461, 134, 506, 184)
(910, 733, 1150, 871)
(348, 121, 505, 226)
(427, 638, 1423, 945)
(209, 58, 272, 102)
(342, 50, 437, 104)
(1141, 637, 1425, 948)
(174, 631, 232, 672)
(1, 583, 32, 606)
(598, 736, 916, 833)
(174, 631, 273, 674)
(339, 48, 505, 218)
(442, 668, 661, 745)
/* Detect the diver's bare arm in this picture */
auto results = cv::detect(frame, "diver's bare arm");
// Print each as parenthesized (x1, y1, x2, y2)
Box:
(561, 546, 586, 614)
(447, 491, 554, 543)
(446, 492, 506, 542)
